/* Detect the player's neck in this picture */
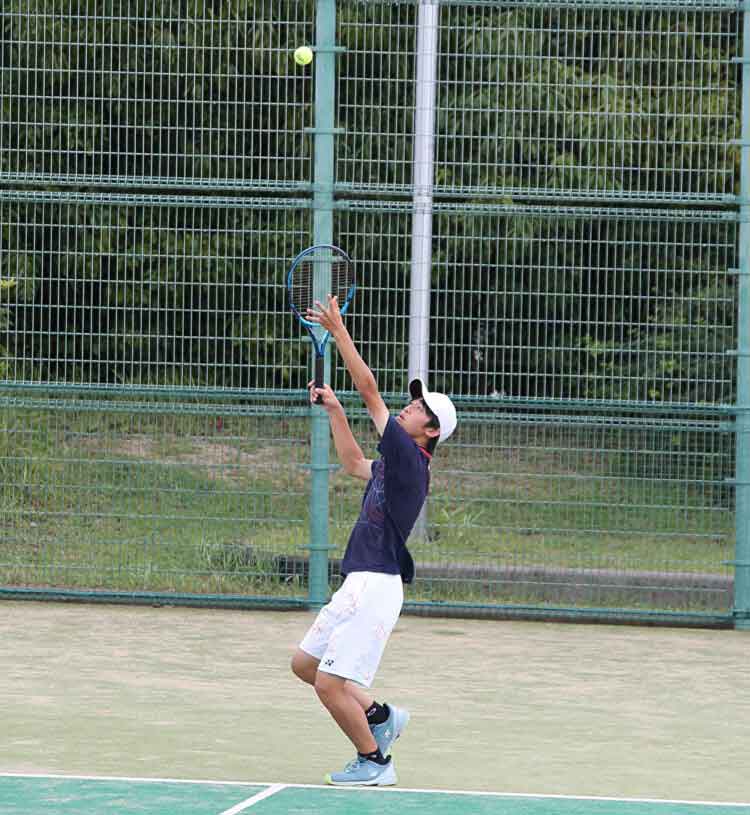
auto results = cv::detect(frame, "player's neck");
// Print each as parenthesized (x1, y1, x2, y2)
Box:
(412, 431, 429, 448)
(412, 432, 433, 458)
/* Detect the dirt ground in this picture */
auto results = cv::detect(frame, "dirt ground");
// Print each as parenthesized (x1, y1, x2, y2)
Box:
(1, 600, 747, 803)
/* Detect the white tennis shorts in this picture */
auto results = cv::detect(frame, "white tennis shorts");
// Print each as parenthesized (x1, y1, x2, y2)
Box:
(299, 571, 403, 688)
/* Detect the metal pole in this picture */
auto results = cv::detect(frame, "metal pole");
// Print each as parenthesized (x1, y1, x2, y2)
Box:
(409, 0, 439, 386)
(307, 0, 338, 608)
(733, 10, 750, 630)
(408, 0, 440, 543)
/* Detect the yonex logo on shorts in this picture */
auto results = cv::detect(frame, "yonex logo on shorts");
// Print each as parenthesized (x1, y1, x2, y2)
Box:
(324, 659, 334, 667)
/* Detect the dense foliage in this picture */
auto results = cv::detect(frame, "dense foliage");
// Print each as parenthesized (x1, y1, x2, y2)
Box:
(0, 1, 741, 403)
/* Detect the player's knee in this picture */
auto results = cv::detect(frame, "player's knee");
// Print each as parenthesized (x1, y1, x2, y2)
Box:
(313, 671, 342, 706)
(291, 650, 316, 685)
(290, 652, 305, 680)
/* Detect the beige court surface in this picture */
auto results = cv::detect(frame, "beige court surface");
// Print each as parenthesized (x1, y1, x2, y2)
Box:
(1, 600, 747, 803)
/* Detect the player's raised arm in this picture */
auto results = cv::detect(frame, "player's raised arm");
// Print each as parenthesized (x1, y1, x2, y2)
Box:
(307, 295, 390, 437)
(308, 381, 373, 481)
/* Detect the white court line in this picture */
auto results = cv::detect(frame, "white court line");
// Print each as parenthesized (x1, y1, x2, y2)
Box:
(218, 783, 286, 815)
(0, 773, 748, 808)
(0, 772, 256, 788)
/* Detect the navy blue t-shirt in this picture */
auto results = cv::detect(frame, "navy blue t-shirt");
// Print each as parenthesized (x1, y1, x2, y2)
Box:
(340, 416, 430, 584)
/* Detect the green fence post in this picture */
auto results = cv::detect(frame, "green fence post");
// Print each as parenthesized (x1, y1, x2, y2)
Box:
(733, 10, 750, 631)
(307, 0, 339, 609)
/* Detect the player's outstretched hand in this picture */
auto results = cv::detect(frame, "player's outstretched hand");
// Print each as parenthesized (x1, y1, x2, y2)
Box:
(308, 380, 343, 413)
(307, 295, 344, 335)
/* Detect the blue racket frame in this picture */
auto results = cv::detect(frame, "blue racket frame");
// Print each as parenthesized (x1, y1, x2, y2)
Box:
(287, 244, 356, 401)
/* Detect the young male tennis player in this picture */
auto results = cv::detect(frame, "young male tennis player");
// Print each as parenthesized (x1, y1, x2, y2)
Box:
(290, 294, 457, 787)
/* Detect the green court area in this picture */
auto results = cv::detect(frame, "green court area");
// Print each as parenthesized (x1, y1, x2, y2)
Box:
(0, 776, 261, 814)
(1, 775, 748, 815)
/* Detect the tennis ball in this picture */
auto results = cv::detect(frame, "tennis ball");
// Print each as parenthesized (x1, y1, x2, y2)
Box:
(294, 46, 313, 66)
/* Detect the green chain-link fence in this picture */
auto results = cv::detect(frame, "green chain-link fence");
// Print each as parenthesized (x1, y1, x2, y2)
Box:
(1, 0, 747, 627)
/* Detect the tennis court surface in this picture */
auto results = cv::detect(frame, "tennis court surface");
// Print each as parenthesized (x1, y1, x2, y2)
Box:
(4, 603, 749, 809)
(2, 774, 749, 815)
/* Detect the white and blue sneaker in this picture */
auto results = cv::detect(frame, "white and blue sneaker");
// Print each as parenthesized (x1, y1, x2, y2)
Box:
(325, 756, 397, 787)
(370, 704, 410, 757)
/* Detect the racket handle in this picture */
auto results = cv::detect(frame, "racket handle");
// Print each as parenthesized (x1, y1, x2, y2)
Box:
(314, 356, 324, 405)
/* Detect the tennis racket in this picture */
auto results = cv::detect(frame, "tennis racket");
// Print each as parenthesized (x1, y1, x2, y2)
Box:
(287, 244, 356, 404)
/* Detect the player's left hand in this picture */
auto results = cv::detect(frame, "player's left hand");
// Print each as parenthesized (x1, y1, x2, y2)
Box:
(307, 294, 344, 335)
(307, 380, 343, 413)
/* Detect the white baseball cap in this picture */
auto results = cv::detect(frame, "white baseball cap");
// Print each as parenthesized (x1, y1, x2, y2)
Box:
(408, 378, 457, 445)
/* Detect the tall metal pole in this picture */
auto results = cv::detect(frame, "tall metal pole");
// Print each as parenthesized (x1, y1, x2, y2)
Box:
(733, 9, 750, 630)
(307, 0, 338, 608)
(408, 0, 440, 543)
(408, 0, 439, 386)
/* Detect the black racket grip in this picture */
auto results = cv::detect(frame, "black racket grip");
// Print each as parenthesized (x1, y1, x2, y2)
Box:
(314, 356, 324, 404)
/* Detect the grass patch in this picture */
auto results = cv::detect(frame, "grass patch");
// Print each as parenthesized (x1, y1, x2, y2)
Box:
(0, 406, 735, 612)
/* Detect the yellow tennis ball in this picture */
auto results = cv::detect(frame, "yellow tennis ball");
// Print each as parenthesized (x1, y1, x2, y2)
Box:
(294, 46, 313, 66)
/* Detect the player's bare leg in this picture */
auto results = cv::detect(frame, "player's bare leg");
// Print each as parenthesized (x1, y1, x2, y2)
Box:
(292, 648, 396, 784)
(343, 680, 409, 758)
(314, 672, 378, 754)
(345, 681, 374, 711)
(291, 648, 319, 685)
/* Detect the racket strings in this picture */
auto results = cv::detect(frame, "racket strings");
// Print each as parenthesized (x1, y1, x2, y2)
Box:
(331, 259, 354, 301)
(290, 254, 353, 314)
(291, 262, 315, 312)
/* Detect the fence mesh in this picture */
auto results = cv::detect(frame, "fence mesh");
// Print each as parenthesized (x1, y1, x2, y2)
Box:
(0, 393, 311, 599)
(336, 2, 740, 201)
(338, 203, 737, 404)
(0, 1, 314, 189)
(0, 192, 311, 391)
(0, 0, 741, 623)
